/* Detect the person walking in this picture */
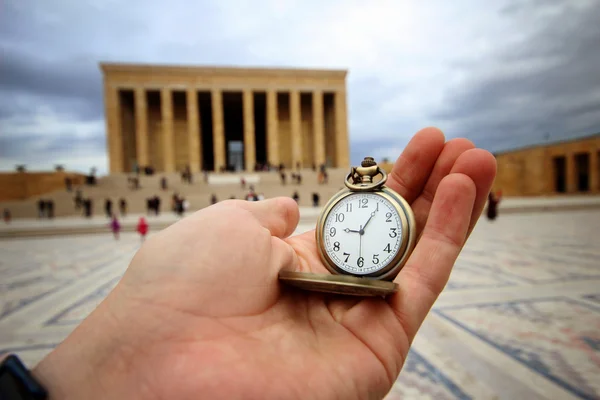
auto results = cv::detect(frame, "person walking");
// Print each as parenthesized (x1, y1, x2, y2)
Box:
(105, 199, 113, 218)
(312, 192, 320, 207)
(119, 198, 127, 217)
(486, 191, 501, 221)
(136, 217, 149, 242)
(46, 200, 55, 219)
(83, 199, 93, 218)
(110, 215, 121, 240)
(37, 199, 46, 219)
(3, 209, 11, 224)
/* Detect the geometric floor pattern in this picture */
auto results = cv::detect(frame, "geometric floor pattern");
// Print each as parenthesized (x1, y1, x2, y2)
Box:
(1, 209, 599, 399)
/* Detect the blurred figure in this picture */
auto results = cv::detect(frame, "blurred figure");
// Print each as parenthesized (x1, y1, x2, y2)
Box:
(65, 177, 72, 192)
(161, 176, 168, 191)
(46, 200, 55, 219)
(110, 215, 121, 240)
(280, 171, 286, 185)
(154, 196, 161, 216)
(119, 198, 127, 217)
(37, 199, 46, 219)
(292, 191, 300, 203)
(136, 217, 149, 242)
(240, 177, 246, 189)
(257, 193, 265, 201)
(74, 189, 83, 210)
(105, 198, 113, 218)
(83, 199, 93, 218)
(486, 191, 502, 221)
(3, 208, 11, 224)
(210, 194, 218, 205)
(312, 192, 320, 207)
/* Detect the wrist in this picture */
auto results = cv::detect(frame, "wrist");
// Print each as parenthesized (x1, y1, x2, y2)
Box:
(32, 296, 133, 399)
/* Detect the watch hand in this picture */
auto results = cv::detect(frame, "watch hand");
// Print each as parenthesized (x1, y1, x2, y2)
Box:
(361, 211, 376, 232)
(359, 225, 363, 259)
(344, 228, 360, 233)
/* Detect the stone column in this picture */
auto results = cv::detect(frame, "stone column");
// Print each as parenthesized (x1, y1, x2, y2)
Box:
(290, 89, 302, 168)
(212, 89, 226, 172)
(334, 90, 350, 168)
(105, 84, 123, 173)
(187, 88, 201, 173)
(312, 90, 325, 167)
(243, 90, 256, 171)
(566, 152, 576, 193)
(134, 88, 149, 168)
(161, 88, 175, 172)
(266, 90, 279, 167)
(590, 148, 599, 193)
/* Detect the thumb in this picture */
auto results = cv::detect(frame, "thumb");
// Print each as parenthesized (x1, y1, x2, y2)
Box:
(231, 197, 300, 239)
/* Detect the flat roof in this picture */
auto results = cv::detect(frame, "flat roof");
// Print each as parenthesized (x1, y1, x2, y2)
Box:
(100, 62, 348, 79)
(493, 132, 600, 156)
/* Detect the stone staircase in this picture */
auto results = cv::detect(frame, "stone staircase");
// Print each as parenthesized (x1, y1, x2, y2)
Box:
(0, 169, 350, 219)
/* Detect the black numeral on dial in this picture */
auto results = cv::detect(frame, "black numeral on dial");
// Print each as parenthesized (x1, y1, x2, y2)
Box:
(357, 257, 364, 267)
(358, 198, 368, 208)
(389, 228, 397, 238)
(372, 254, 379, 264)
(335, 213, 345, 222)
(384, 243, 392, 253)
(330, 227, 336, 237)
(333, 242, 340, 251)
(343, 252, 350, 262)
(386, 212, 392, 222)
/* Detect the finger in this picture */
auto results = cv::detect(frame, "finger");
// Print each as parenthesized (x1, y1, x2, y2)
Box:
(230, 197, 300, 238)
(409, 138, 475, 233)
(389, 173, 476, 341)
(271, 236, 300, 275)
(386, 127, 446, 204)
(448, 149, 497, 236)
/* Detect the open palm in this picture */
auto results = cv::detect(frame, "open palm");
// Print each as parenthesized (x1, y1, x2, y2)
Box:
(34, 128, 496, 400)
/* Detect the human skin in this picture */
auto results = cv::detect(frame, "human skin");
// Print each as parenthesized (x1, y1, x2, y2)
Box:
(32, 127, 496, 400)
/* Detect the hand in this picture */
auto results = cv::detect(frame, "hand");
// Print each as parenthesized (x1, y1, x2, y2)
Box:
(344, 228, 360, 233)
(33, 127, 496, 399)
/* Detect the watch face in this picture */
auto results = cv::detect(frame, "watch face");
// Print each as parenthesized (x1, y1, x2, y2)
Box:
(322, 192, 404, 275)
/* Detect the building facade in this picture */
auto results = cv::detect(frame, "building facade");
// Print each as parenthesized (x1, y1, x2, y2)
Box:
(101, 63, 350, 174)
(493, 134, 600, 196)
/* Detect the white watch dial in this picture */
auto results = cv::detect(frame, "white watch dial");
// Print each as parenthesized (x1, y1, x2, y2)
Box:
(323, 193, 403, 275)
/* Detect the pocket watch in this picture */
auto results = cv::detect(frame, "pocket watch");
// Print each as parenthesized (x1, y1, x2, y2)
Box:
(279, 157, 416, 296)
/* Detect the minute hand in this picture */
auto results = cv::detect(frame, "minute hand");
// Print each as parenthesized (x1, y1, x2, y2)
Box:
(361, 211, 376, 232)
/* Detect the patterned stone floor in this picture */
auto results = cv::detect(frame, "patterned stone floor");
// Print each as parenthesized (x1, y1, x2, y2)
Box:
(1, 210, 599, 399)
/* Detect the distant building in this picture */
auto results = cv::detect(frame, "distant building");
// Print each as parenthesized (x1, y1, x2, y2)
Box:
(100, 63, 350, 174)
(493, 134, 600, 196)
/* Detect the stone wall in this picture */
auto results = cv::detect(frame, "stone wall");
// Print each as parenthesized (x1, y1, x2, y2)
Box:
(493, 135, 600, 196)
(0, 172, 86, 201)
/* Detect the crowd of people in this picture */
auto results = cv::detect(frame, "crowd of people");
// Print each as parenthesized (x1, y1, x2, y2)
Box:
(4, 162, 474, 232)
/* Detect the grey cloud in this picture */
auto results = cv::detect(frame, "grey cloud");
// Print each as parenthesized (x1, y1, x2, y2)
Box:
(432, 0, 600, 152)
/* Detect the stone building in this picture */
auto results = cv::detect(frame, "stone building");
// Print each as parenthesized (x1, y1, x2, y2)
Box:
(101, 63, 350, 174)
(493, 134, 600, 196)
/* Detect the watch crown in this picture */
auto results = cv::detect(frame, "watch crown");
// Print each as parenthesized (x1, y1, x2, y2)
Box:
(361, 157, 377, 167)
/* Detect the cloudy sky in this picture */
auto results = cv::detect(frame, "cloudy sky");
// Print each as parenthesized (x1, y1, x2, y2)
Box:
(1, 0, 599, 174)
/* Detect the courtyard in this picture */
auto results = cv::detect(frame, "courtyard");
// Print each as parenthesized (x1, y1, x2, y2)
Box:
(1, 209, 599, 399)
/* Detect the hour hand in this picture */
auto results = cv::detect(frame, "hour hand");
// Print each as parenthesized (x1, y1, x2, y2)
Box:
(344, 228, 360, 233)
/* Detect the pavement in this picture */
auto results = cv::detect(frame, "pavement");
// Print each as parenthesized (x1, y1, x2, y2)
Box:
(1, 209, 599, 399)
(1, 195, 599, 238)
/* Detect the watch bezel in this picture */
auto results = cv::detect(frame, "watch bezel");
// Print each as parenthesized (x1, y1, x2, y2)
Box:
(315, 186, 416, 281)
